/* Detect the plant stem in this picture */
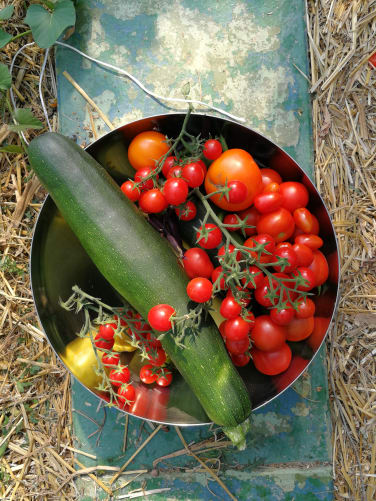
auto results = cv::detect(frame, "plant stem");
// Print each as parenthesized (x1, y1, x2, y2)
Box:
(8, 30, 32, 44)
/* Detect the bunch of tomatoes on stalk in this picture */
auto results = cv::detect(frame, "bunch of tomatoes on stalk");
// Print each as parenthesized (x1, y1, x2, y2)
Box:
(91, 113, 336, 411)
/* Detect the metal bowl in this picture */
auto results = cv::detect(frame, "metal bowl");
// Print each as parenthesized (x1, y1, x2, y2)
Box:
(30, 113, 340, 426)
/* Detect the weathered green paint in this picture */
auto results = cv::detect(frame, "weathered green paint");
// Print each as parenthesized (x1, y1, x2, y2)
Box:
(55, 0, 332, 499)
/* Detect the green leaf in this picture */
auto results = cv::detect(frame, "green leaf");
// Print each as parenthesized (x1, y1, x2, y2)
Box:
(0, 62, 11, 91)
(9, 108, 44, 132)
(0, 144, 24, 153)
(0, 5, 14, 20)
(24, 0, 76, 49)
(0, 28, 12, 49)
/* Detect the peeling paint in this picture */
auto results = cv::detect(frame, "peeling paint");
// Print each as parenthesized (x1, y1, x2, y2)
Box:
(251, 411, 292, 436)
(291, 402, 310, 417)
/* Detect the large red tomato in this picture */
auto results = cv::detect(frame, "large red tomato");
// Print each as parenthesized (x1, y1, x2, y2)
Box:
(205, 149, 262, 211)
(128, 131, 169, 171)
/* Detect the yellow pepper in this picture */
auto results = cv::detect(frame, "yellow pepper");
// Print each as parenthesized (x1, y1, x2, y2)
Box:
(113, 327, 137, 352)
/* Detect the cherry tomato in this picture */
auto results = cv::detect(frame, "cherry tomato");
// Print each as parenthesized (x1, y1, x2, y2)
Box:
(226, 287, 251, 307)
(147, 304, 175, 331)
(94, 332, 114, 350)
(250, 315, 286, 351)
(183, 248, 214, 279)
(227, 180, 248, 203)
(217, 244, 241, 262)
(139, 188, 167, 213)
(273, 246, 298, 273)
(307, 316, 330, 350)
(308, 250, 329, 287)
(244, 233, 275, 264)
(211, 266, 227, 290)
(230, 352, 251, 367)
(292, 267, 316, 291)
(186, 277, 213, 303)
(163, 178, 188, 205)
(270, 306, 295, 326)
(279, 182, 309, 212)
(102, 352, 121, 367)
(251, 343, 292, 376)
(162, 156, 177, 177)
(203, 139, 222, 160)
(255, 273, 295, 307)
(243, 310, 255, 328)
(156, 369, 173, 387)
(98, 323, 117, 340)
(238, 206, 261, 236)
(260, 168, 282, 188)
(295, 297, 316, 319)
(117, 383, 136, 407)
(285, 316, 314, 341)
(254, 191, 283, 214)
(224, 317, 250, 341)
(295, 234, 323, 250)
(128, 131, 169, 171)
(241, 266, 264, 290)
(293, 208, 319, 235)
(175, 200, 197, 221)
(196, 159, 207, 176)
(167, 165, 183, 178)
(196, 224, 222, 249)
(226, 336, 250, 355)
(146, 347, 167, 366)
(223, 213, 241, 232)
(327, 251, 339, 284)
(219, 320, 226, 339)
(121, 180, 141, 202)
(182, 162, 205, 188)
(220, 296, 242, 319)
(110, 365, 131, 387)
(292, 243, 314, 267)
(257, 208, 295, 243)
(205, 149, 262, 211)
(263, 181, 280, 193)
(140, 364, 158, 384)
(134, 166, 157, 191)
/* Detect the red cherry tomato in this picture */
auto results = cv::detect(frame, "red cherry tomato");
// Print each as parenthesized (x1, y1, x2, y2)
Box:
(196, 159, 207, 176)
(273, 246, 298, 273)
(255, 273, 296, 307)
(241, 266, 264, 290)
(134, 167, 156, 191)
(203, 139, 222, 160)
(163, 178, 189, 205)
(251, 343, 292, 376)
(94, 333, 114, 350)
(292, 267, 316, 291)
(211, 266, 227, 290)
(279, 182, 309, 212)
(223, 213, 241, 232)
(260, 168, 282, 188)
(182, 162, 205, 188)
(98, 323, 117, 340)
(117, 383, 136, 408)
(292, 243, 314, 267)
(244, 233, 275, 264)
(251, 315, 286, 351)
(295, 234, 323, 250)
(270, 306, 295, 326)
(227, 180, 248, 203)
(196, 224, 222, 249)
(110, 366, 131, 387)
(257, 208, 295, 243)
(102, 352, 121, 367)
(167, 165, 183, 179)
(225, 335, 250, 355)
(217, 244, 241, 263)
(263, 181, 280, 193)
(148, 304, 175, 331)
(293, 208, 319, 235)
(186, 277, 213, 303)
(308, 250, 329, 287)
(285, 316, 314, 342)
(238, 206, 261, 236)
(146, 347, 167, 366)
(121, 180, 141, 202)
(140, 364, 158, 384)
(175, 200, 197, 221)
(220, 296, 242, 319)
(156, 369, 173, 387)
(128, 131, 169, 171)
(226, 287, 251, 307)
(295, 297, 316, 319)
(183, 248, 214, 280)
(139, 188, 167, 213)
(224, 317, 250, 341)
(162, 156, 177, 177)
(254, 192, 283, 214)
(230, 352, 251, 367)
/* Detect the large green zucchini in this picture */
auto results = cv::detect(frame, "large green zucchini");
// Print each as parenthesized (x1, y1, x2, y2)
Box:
(28, 132, 251, 433)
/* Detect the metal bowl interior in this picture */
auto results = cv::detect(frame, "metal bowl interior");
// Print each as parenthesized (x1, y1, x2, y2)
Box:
(30, 113, 339, 426)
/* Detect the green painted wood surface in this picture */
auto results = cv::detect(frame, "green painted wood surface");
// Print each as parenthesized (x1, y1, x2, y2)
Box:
(55, 0, 333, 499)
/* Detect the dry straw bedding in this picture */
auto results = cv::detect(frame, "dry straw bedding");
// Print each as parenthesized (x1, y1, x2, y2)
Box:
(0, 0, 375, 499)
